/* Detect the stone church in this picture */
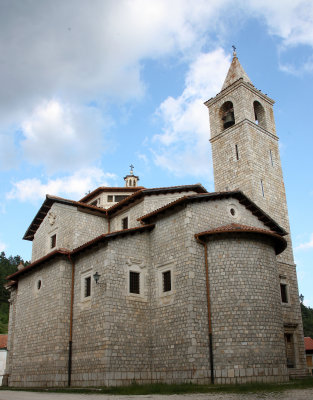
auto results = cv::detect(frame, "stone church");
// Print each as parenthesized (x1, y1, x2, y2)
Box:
(5, 51, 307, 387)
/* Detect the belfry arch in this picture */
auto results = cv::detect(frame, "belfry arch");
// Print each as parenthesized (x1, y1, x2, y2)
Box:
(253, 100, 266, 128)
(220, 101, 235, 130)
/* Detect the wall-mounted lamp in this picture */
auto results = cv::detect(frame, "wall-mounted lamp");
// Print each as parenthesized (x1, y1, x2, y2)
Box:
(93, 272, 101, 284)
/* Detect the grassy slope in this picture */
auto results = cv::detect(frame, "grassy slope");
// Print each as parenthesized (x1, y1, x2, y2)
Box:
(1, 379, 313, 394)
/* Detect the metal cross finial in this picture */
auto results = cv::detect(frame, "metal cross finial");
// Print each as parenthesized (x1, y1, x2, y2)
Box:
(129, 164, 134, 173)
(232, 45, 237, 57)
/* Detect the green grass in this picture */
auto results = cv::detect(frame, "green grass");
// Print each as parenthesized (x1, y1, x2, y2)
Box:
(1, 378, 313, 395)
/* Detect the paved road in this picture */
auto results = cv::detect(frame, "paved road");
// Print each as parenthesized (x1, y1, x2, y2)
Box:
(0, 389, 313, 400)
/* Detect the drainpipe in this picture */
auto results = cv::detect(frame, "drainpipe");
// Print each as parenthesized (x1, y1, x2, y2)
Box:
(67, 254, 75, 387)
(195, 235, 214, 384)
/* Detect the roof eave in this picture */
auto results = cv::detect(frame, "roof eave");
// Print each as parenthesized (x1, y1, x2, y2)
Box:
(195, 228, 287, 255)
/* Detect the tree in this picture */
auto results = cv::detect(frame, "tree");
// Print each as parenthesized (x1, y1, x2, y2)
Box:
(0, 252, 29, 333)
(300, 295, 313, 338)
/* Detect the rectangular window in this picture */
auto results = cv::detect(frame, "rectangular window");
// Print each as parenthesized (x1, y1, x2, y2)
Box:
(122, 217, 128, 229)
(51, 234, 56, 248)
(260, 179, 264, 197)
(84, 276, 91, 298)
(269, 150, 274, 166)
(163, 270, 171, 292)
(280, 283, 288, 303)
(115, 195, 128, 202)
(235, 144, 239, 161)
(129, 271, 140, 294)
(107, 195, 113, 202)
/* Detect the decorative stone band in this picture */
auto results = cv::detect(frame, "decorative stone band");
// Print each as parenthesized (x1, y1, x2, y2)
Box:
(195, 223, 287, 255)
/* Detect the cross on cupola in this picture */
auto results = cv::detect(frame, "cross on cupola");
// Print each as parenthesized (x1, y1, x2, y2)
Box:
(124, 164, 140, 187)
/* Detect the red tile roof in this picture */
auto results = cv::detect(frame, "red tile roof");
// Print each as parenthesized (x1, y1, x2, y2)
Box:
(23, 195, 107, 241)
(0, 335, 8, 349)
(106, 184, 207, 215)
(138, 191, 287, 236)
(71, 224, 155, 256)
(79, 186, 144, 203)
(305, 337, 313, 351)
(195, 223, 287, 255)
(7, 248, 70, 280)
(8, 225, 155, 281)
(23, 185, 207, 241)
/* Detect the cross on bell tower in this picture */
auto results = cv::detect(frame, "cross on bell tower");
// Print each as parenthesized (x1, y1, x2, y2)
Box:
(124, 164, 139, 187)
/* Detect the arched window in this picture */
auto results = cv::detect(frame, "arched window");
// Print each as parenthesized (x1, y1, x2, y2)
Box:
(253, 101, 266, 128)
(220, 101, 235, 130)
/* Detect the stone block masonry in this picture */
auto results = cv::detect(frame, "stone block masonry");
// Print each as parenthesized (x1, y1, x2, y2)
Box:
(5, 53, 307, 387)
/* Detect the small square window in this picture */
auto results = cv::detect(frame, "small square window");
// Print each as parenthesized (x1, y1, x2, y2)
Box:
(84, 276, 91, 298)
(163, 270, 171, 292)
(129, 271, 140, 294)
(51, 234, 56, 249)
(122, 217, 128, 229)
(108, 195, 113, 202)
(280, 283, 288, 303)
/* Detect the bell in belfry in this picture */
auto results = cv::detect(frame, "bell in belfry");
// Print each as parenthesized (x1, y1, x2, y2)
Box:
(223, 110, 235, 129)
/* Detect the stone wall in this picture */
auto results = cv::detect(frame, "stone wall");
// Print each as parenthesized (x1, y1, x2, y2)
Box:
(109, 191, 198, 232)
(149, 208, 210, 383)
(70, 233, 151, 387)
(32, 203, 108, 262)
(206, 234, 288, 383)
(6, 196, 297, 387)
(7, 257, 71, 387)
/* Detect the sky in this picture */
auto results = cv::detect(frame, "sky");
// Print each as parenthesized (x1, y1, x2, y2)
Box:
(0, 0, 312, 305)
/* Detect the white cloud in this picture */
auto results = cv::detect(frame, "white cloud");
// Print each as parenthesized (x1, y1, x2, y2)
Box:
(295, 234, 313, 251)
(248, 0, 313, 48)
(1, 0, 313, 173)
(152, 48, 230, 177)
(20, 100, 111, 172)
(0, 0, 228, 118)
(2, 0, 312, 123)
(7, 168, 117, 203)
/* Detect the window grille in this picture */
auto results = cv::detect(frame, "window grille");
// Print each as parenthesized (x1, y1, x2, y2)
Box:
(122, 217, 128, 229)
(129, 271, 140, 294)
(85, 276, 91, 298)
(163, 270, 171, 292)
(280, 283, 288, 303)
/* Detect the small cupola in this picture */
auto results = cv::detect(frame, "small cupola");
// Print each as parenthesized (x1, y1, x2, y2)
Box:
(124, 164, 139, 187)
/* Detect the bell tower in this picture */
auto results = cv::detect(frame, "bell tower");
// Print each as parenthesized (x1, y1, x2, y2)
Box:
(205, 49, 292, 264)
(205, 48, 307, 378)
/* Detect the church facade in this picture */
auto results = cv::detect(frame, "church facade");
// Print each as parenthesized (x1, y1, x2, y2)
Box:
(5, 52, 307, 387)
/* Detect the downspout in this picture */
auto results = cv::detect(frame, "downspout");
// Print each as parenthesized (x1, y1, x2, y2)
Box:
(67, 254, 75, 387)
(195, 235, 214, 384)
